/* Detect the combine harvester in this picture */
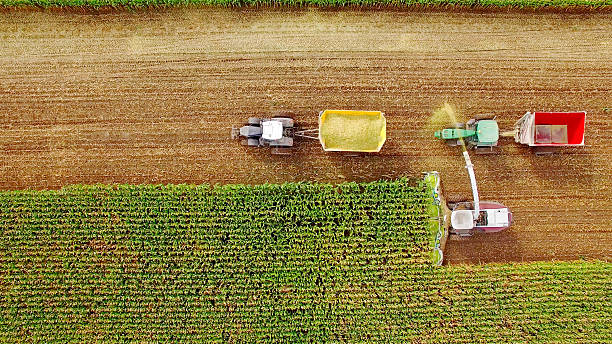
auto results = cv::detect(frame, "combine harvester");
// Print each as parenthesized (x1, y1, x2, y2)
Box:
(231, 110, 386, 155)
(445, 150, 513, 237)
(427, 148, 514, 265)
(435, 111, 586, 155)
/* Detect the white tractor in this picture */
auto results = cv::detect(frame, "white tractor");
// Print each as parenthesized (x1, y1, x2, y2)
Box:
(231, 117, 296, 155)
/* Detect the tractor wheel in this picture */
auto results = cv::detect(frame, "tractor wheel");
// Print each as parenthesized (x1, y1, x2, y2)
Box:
(272, 112, 297, 128)
(248, 117, 261, 126)
(450, 228, 474, 237)
(273, 111, 297, 118)
(247, 138, 259, 147)
(446, 139, 460, 147)
(271, 147, 292, 155)
(474, 146, 499, 155)
(240, 139, 249, 146)
(453, 122, 465, 129)
(534, 146, 559, 156)
(271, 116, 295, 128)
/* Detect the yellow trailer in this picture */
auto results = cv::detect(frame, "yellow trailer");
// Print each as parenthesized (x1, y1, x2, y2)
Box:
(318, 110, 386, 153)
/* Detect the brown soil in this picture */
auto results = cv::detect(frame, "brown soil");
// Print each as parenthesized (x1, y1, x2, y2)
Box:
(0, 9, 610, 264)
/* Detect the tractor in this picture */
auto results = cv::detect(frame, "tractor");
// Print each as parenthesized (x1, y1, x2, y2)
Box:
(231, 116, 296, 155)
(434, 115, 499, 154)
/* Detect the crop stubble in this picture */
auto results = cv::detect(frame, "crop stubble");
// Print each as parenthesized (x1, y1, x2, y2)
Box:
(0, 9, 610, 264)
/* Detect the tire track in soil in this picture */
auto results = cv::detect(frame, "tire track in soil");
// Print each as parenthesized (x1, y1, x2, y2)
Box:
(0, 9, 610, 264)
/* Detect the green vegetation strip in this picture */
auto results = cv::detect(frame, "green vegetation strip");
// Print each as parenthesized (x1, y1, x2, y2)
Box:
(0, 0, 610, 8)
(0, 181, 610, 342)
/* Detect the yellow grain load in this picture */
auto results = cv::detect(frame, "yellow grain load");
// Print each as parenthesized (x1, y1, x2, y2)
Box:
(318, 110, 386, 152)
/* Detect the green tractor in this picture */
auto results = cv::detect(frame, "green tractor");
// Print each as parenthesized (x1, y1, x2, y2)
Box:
(434, 115, 499, 154)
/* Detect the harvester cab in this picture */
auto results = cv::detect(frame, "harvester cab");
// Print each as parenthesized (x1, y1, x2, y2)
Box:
(435, 116, 499, 153)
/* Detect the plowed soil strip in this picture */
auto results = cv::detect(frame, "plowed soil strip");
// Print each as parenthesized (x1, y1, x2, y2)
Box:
(0, 9, 611, 264)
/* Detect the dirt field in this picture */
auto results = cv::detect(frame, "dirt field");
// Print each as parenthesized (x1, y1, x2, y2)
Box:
(0, 9, 610, 264)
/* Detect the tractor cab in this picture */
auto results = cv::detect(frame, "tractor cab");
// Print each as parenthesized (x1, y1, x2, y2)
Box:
(261, 120, 284, 141)
(474, 119, 499, 146)
(472, 120, 499, 146)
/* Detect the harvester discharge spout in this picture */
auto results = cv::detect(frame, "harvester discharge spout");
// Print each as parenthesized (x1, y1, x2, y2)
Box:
(462, 150, 480, 216)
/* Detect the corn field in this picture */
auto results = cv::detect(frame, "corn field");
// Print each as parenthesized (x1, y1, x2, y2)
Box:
(0, 180, 609, 342)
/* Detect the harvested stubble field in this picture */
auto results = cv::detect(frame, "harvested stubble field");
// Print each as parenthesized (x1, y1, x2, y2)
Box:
(0, 9, 611, 264)
(2, 0, 612, 9)
(0, 181, 610, 342)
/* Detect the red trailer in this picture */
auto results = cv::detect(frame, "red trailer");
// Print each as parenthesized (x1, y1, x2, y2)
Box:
(514, 111, 586, 154)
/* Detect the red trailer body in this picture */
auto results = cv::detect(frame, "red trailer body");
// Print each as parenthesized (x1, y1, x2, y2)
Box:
(515, 111, 586, 147)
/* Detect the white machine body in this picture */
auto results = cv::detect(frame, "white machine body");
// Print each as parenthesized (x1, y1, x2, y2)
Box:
(262, 121, 284, 141)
